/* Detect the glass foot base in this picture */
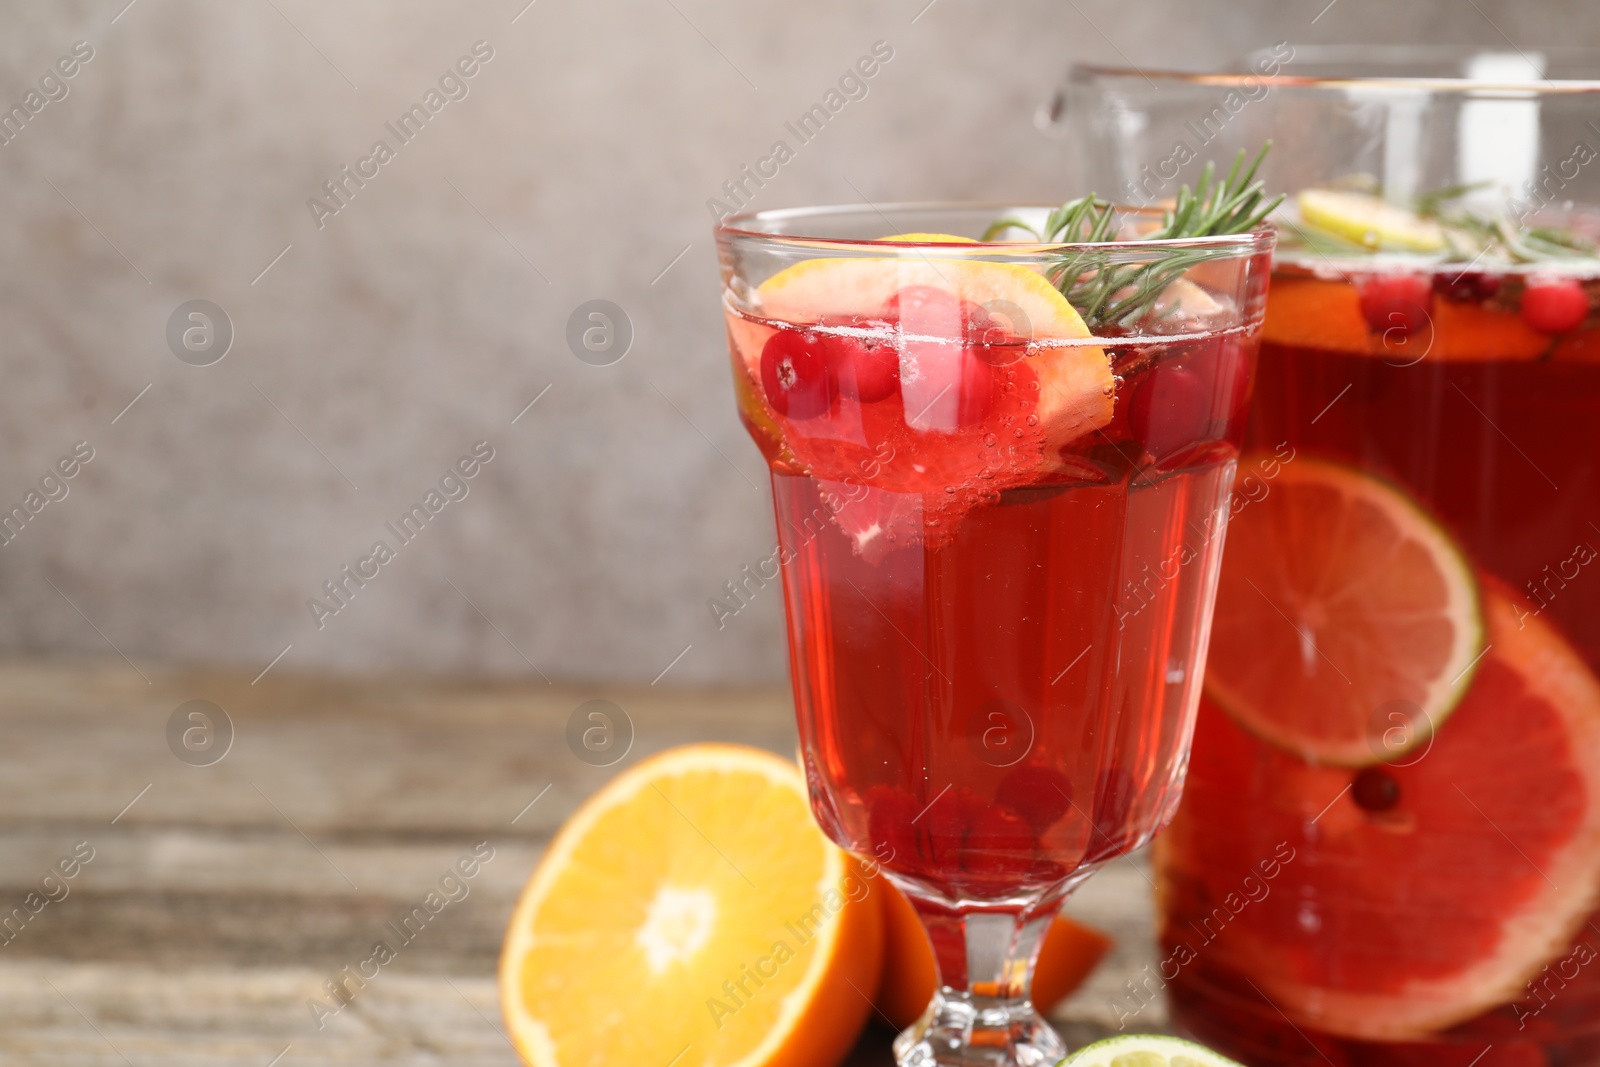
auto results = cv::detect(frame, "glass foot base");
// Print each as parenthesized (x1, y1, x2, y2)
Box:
(893, 988, 1066, 1067)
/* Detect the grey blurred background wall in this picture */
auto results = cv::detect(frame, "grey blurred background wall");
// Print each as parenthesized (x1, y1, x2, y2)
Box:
(0, 0, 1593, 685)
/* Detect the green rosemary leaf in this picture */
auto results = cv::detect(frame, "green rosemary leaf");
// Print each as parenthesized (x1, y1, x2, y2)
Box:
(1414, 180, 1493, 219)
(1003, 144, 1280, 328)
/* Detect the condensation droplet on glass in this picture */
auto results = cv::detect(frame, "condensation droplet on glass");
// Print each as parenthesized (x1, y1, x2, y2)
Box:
(1013, 428, 1024, 439)
(1025, 414, 1039, 426)
(1297, 901, 1322, 933)
(983, 433, 997, 447)
(945, 485, 957, 494)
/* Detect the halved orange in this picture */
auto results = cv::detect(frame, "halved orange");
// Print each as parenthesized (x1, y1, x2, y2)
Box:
(499, 744, 884, 1067)
(1204, 457, 1484, 765)
(1167, 587, 1600, 1038)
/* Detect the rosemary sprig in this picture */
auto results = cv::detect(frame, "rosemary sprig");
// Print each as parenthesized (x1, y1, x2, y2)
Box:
(984, 145, 1283, 328)
(1410, 181, 1598, 262)
(1305, 179, 1600, 262)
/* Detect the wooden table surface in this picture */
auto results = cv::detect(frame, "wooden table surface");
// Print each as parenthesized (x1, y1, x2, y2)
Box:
(0, 662, 1171, 1065)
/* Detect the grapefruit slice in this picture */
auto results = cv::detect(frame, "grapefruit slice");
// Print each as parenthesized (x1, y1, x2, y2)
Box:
(498, 744, 884, 1067)
(1204, 457, 1484, 765)
(1163, 589, 1600, 1039)
(742, 235, 1115, 452)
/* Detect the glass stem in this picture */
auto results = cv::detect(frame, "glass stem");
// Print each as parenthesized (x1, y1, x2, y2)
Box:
(894, 882, 1086, 1067)
(917, 901, 1053, 999)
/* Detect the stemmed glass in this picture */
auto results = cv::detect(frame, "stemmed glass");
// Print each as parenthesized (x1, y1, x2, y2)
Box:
(713, 203, 1272, 1065)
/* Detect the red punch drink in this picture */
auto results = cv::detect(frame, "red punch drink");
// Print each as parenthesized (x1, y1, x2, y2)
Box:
(716, 200, 1274, 1066)
(754, 321, 1247, 905)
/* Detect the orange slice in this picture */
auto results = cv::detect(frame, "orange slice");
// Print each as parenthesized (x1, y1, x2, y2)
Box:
(1204, 457, 1484, 765)
(1261, 276, 1371, 355)
(1167, 587, 1600, 1038)
(499, 744, 884, 1067)
(1263, 276, 1551, 361)
(873, 877, 1113, 1028)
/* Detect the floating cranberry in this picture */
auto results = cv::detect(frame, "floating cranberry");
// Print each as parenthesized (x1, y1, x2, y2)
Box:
(1083, 767, 1137, 863)
(995, 764, 1074, 835)
(759, 329, 835, 418)
(1217, 340, 1254, 440)
(884, 285, 966, 326)
(1351, 767, 1401, 813)
(957, 356, 1000, 425)
(828, 323, 900, 403)
(1435, 271, 1502, 303)
(1521, 277, 1589, 334)
(1358, 274, 1434, 336)
(921, 787, 1037, 882)
(1127, 362, 1210, 459)
(968, 322, 1028, 368)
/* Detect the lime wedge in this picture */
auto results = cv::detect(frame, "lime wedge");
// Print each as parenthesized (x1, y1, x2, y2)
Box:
(1062, 1034, 1245, 1067)
(1297, 189, 1446, 253)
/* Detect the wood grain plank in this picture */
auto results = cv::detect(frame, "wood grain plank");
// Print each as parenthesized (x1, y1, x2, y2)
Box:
(0, 665, 1172, 1063)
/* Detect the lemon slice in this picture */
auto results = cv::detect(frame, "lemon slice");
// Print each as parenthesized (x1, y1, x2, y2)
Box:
(874, 232, 978, 243)
(746, 234, 1114, 448)
(1297, 189, 1446, 253)
(1063, 1034, 1244, 1067)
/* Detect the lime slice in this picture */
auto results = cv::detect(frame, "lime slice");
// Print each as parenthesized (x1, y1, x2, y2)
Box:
(1203, 456, 1485, 765)
(1297, 189, 1446, 253)
(1062, 1034, 1244, 1067)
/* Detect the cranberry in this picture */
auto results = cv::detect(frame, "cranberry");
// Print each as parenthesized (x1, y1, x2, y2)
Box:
(1358, 274, 1434, 336)
(864, 785, 920, 871)
(888, 286, 1002, 428)
(921, 787, 1037, 882)
(1083, 767, 1137, 863)
(883, 285, 982, 326)
(827, 323, 900, 403)
(759, 329, 835, 418)
(1351, 767, 1401, 813)
(1217, 340, 1254, 439)
(1435, 271, 1502, 303)
(957, 357, 999, 425)
(1521, 277, 1589, 334)
(995, 764, 1073, 835)
(966, 304, 1029, 367)
(1127, 362, 1211, 459)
